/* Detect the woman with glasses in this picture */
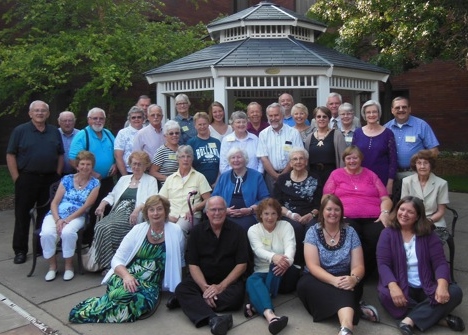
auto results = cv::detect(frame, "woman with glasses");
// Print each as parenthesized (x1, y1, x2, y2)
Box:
(305, 106, 346, 186)
(174, 93, 196, 145)
(91, 151, 158, 274)
(338, 103, 358, 147)
(114, 106, 145, 176)
(149, 120, 181, 188)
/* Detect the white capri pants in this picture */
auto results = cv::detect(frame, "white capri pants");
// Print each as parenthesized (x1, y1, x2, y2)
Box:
(40, 215, 85, 259)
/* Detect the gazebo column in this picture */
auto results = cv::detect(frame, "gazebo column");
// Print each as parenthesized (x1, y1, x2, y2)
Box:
(316, 75, 331, 106)
(213, 76, 228, 120)
(156, 83, 170, 120)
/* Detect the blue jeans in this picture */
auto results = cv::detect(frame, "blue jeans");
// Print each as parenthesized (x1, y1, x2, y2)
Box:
(246, 264, 282, 314)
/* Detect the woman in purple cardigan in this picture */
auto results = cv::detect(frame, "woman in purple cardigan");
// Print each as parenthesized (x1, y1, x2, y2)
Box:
(376, 196, 464, 335)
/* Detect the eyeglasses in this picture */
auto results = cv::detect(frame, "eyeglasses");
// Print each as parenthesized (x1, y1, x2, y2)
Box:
(131, 116, 143, 120)
(131, 162, 143, 167)
(60, 119, 75, 123)
(339, 112, 354, 117)
(208, 208, 226, 213)
(316, 115, 328, 119)
(167, 132, 180, 136)
(32, 109, 48, 114)
(176, 102, 188, 106)
(90, 117, 105, 121)
(291, 157, 305, 161)
(150, 114, 163, 118)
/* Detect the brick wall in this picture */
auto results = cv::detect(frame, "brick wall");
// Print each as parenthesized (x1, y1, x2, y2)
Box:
(390, 60, 468, 151)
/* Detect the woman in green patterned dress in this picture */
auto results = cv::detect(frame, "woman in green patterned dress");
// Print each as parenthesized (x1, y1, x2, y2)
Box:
(69, 195, 185, 323)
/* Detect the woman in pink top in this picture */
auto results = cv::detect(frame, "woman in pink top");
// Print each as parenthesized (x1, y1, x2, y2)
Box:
(323, 145, 392, 281)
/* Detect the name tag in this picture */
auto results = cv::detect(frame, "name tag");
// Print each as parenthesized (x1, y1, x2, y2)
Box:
(284, 141, 293, 151)
(345, 136, 352, 143)
(261, 237, 272, 246)
(168, 154, 177, 160)
(182, 126, 189, 132)
(208, 142, 217, 148)
(405, 136, 416, 143)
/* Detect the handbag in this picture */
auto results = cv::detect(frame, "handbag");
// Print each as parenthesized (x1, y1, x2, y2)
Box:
(82, 244, 102, 272)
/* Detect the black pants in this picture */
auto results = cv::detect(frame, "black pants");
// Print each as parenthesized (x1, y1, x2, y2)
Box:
(13, 172, 60, 255)
(175, 276, 244, 327)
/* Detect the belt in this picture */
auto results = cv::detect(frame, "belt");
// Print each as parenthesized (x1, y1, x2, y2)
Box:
(398, 168, 413, 173)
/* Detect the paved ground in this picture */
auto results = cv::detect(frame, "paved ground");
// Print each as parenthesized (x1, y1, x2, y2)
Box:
(1, 192, 467, 335)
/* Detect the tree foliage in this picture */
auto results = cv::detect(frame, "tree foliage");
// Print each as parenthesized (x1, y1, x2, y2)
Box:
(0, 0, 209, 117)
(307, 0, 468, 74)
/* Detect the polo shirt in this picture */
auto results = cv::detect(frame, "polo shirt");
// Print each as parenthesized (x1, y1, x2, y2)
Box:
(7, 121, 64, 174)
(384, 115, 439, 169)
(247, 121, 269, 137)
(69, 126, 115, 177)
(284, 115, 310, 127)
(187, 219, 249, 283)
(257, 124, 303, 171)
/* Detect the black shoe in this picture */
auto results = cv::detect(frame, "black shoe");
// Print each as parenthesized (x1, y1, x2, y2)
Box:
(166, 295, 180, 310)
(446, 314, 465, 331)
(268, 316, 288, 335)
(399, 322, 414, 335)
(14, 253, 26, 264)
(209, 314, 233, 335)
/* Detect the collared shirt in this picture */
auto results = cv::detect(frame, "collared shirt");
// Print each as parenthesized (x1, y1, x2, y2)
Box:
(340, 127, 356, 147)
(69, 126, 115, 177)
(174, 114, 196, 145)
(284, 115, 310, 127)
(114, 126, 140, 172)
(247, 121, 269, 137)
(59, 128, 79, 174)
(187, 219, 249, 284)
(257, 124, 303, 171)
(133, 124, 165, 159)
(220, 132, 264, 174)
(158, 168, 212, 218)
(326, 116, 361, 130)
(384, 115, 439, 169)
(7, 121, 64, 174)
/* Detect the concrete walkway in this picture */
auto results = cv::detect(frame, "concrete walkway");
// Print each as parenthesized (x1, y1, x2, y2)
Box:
(1, 192, 467, 335)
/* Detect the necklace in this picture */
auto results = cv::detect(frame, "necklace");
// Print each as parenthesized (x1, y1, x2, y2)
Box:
(130, 178, 140, 187)
(323, 227, 340, 245)
(346, 169, 360, 190)
(75, 175, 88, 189)
(150, 228, 164, 241)
(315, 129, 329, 147)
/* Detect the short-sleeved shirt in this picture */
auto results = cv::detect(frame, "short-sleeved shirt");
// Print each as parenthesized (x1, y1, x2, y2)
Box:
(174, 114, 196, 145)
(158, 168, 212, 218)
(69, 126, 115, 177)
(257, 124, 303, 171)
(384, 115, 439, 169)
(304, 224, 361, 275)
(47, 174, 100, 218)
(59, 128, 79, 174)
(188, 136, 221, 185)
(187, 219, 249, 283)
(151, 145, 179, 183)
(133, 124, 165, 159)
(114, 126, 140, 173)
(7, 121, 64, 174)
(220, 132, 263, 174)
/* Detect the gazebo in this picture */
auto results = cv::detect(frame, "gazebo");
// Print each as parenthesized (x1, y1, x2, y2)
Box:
(145, 1, 390, 119)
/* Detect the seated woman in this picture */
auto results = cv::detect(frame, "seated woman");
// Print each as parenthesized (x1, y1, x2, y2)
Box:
(245, 198, 299, 335)
(92, 151, 158, 272)
(69, 195, 185, 323)
(297, 195, 379, 335)
(273, 147, 321, 265)
(212, 147, 269, 231)
(40, 151, 100, 281)
(323, 145, 392, 280)
(377, 196, 464, 334)
(401, 150, 449, 227)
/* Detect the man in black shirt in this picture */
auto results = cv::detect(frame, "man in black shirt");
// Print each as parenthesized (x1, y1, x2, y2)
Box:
(174, 196, 249, 335)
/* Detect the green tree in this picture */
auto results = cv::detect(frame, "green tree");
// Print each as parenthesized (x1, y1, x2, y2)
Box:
(307, 0, 468, 118)
(0, 0, 209, 118)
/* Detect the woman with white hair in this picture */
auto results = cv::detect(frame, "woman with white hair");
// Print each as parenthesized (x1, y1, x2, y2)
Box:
(352, 100, 397, 195)
(174, 94, 196, 145)
(149, 120, 180, 188)
(212, 147, 269, 231)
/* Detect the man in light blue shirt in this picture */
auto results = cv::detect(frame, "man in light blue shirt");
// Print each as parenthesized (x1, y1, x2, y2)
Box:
(58, 111, 79, 175)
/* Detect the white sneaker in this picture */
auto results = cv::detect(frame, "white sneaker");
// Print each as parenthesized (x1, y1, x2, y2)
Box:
(63, 270, 74, 281)
(45, 270, 57, 282)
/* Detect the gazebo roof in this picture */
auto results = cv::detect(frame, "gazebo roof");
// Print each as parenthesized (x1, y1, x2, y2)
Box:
(145, 37, 389, 80)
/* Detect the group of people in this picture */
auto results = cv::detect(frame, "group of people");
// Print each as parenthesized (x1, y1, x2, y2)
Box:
(6, 93, 463, 335)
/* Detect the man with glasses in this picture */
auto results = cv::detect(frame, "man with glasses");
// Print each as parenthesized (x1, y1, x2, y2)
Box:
(114, 106, 145, 176)
(7, 100, 64, 264)
(58, 111, 79, 175)
(69, 107, 116, 242)
(133, 104, 165, 159)
(172, 196, 248, 335)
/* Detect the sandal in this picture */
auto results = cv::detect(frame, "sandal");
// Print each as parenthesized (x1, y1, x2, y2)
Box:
(360, 301, 380, 323)
(339, 326, 354, 335)
(446, 314, 465, 331)
(268, 316, 288, 335)
(244, 303, 256, 318)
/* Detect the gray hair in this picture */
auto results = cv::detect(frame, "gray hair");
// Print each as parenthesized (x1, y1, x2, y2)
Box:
(361, 100, 382, 119)
(29, 100, 49, 111)
(87, 107, 106, 118)
(230, 111, 248, 122)
(266, 102, 285, 116)
(288, 147, 309, 161)
(328, 92, 343, 103)
(226, 147, 250, 165)
(163, 120, 181, 135)
(127, 106, 145, 120)
(176, 145, 194, 159)
(175, 93, 191, 106)
(338, 102, 355, 115)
